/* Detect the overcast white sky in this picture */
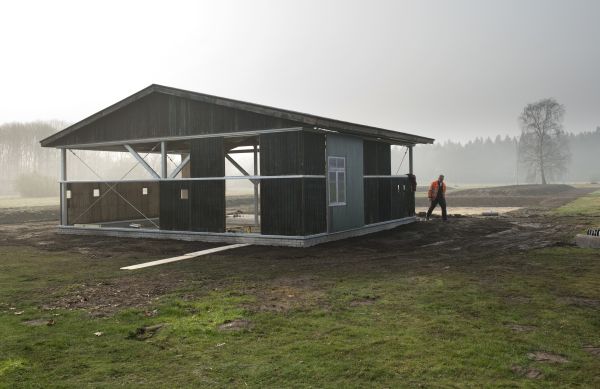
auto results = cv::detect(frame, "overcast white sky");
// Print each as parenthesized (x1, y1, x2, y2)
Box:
(1, 0, 599, 142)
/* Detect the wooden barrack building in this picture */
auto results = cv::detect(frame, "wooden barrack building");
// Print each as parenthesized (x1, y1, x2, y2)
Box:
(41, 85, 433, 247)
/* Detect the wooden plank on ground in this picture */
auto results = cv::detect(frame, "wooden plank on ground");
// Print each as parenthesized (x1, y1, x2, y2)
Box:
(120, 243, 250, 270)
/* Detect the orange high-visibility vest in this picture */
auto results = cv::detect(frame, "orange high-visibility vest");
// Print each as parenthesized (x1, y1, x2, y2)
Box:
(428, 180, 446, 199)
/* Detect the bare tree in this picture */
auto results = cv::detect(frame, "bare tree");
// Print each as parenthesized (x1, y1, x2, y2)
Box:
(518, 98, 570, 184)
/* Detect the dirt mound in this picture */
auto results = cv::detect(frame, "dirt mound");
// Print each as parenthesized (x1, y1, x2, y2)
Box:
(512, 365, 543, 379)
(527, 351, 569, 363)
(450, 184, 576, 197)
(415, 184, 593, 208)
(416, 185, 455, 192)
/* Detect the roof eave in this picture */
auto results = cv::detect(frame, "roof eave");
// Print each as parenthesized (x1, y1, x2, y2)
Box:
(40, 84, 435, 148)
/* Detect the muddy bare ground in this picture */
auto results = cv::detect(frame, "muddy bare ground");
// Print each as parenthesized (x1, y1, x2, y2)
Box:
(0, 205, 59, 224)
(0, 202, 594, 317)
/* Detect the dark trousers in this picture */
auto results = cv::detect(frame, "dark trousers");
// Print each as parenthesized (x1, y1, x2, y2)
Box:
(427, 197, 447, 220)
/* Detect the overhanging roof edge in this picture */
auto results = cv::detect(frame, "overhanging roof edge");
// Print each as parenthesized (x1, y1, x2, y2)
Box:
(40, 84, 435, 147)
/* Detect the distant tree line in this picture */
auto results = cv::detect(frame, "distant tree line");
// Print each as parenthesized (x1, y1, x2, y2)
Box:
(1, 120, 598, 196)
(0, 121, 161, 196)
(402, 127, 600, 185)
(0, 121, 63, 196)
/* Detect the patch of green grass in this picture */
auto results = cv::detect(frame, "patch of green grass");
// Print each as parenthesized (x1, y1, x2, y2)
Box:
(554, 190, 600, 216)
(0, 245, 599, 387)
(0, 358, 26, 378)
(0, 196, 58, 209)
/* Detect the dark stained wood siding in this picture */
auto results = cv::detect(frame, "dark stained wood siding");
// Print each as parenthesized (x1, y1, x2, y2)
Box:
(391, 177, 412, 219)
(259, 131, 326, 236)
(365, 176, 414, 224)
(259, 131, 325, 175)
(261, 178, 326, 236)
(378, 178, 391, 222)
(190, 181, 225, 232)
(50, 93, 301, 146)
(159, 181, 190, 231)
(363, 140, 391, 175)
(190, 138, 224, 177)
(66, 182, 159, 225)
(159, 180, 225, 232)
(58, 93, 170, 147)
(260, 179, 303, 235)
(363, 179, 380, 224)
(260, 131, 302, 175)
(302, 178, 327, 235)
(363, 140, 412, 224)
(303, 131, 327, 175)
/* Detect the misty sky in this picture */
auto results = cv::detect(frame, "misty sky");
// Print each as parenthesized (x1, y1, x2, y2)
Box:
(1, 0, 599, 142)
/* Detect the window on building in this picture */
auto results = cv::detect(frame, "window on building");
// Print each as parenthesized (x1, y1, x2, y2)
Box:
(66, 190, 72, 199)
(328, 156, 346, 206)
(180, 188, 189, 200)
(93, 188, 100, 197)
(142, 187, 148, 195)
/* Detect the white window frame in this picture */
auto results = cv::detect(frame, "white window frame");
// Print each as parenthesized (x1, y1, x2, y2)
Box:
(328, 156, 346, 206)
(93, 188, 100, 197)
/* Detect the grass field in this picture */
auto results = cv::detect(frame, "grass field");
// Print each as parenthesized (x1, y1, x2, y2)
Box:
(1, 245, 599, 387)
(0, 191, 599, 387)
(553, 190, 600, 216)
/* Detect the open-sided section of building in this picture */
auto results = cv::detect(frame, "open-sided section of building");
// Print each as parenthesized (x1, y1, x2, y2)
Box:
(40, 84, 434, 247)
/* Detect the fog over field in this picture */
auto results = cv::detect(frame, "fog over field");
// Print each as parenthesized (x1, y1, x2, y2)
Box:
(1, 122, 599, 196)
(1, 0, 599, 193)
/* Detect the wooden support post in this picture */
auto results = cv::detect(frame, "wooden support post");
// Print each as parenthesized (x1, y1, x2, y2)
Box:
(253, 144, 259, 226)
(161, 141, 167, 178)
(408, 146, 414, 175)
(60, 148, 67, 225)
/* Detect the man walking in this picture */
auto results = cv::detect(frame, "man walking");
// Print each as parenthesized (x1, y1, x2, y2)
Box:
(426, 174, 447, 221)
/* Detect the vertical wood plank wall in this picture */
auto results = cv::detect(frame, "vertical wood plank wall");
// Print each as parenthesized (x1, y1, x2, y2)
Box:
(159, 138, 225, 232)
(363, 140, 414, 224)
(50, 93, 300, 147)
(67, 182, 159, 224)
(260, 131, 326, 236)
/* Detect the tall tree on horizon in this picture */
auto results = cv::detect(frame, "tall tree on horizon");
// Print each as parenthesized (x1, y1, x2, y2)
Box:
(518, 98, 570, 184)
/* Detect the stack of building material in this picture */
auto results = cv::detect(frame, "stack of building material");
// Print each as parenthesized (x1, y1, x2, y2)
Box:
(575, 228, 600, 248)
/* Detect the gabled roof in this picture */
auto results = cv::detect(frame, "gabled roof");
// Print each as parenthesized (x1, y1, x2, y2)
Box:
(41, 84, 434, 147)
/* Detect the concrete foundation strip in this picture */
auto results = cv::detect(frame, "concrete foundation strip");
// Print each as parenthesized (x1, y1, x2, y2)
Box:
(120, 243, 250, 270)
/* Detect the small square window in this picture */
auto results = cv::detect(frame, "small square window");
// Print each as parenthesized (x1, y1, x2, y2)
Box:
(180, 188, 189, 200)
(66, 190, 72, 199)
(142, 187, 148, 195)
(93, 188, 100, 197)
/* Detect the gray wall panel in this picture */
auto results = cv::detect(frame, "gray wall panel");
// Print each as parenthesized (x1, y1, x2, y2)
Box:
(326, 134, 364, 232)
